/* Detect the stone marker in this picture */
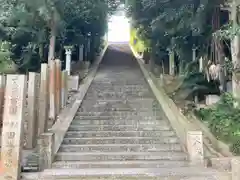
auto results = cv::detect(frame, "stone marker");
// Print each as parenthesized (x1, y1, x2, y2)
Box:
(65, 47, 72, 75)
(0, 75, 6, 122)
(68, 75, 79, 91)
(205, 95, 220, 105)
(25, 72, 38, 149)
(49, 60, 56, 122)
(231, 158, 240, 180)
(38, 64, 49, 135)
(187, 131, 204, 166)
(61, 70, 68, 108)
(55, 59, 61, 114)
(168, 50, 175, 76)
(38, 132, 54, 171)
(1, 75, 27, 180)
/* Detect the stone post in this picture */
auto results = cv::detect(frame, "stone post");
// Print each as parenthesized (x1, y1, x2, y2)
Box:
(1, 75, 27, 180)
(199, 57, 203, 72)
(25, 72, 38, 149)
(38, 132, 54, 171)
(0, 75, 6, 122)
(231, 158, 240, 180)
(192, 47, 197, 62)
(49, 60, 56, 123)
(64, 46, 72, 75)
(55, 59, 61, 114)
(168, 50, 175, 76)
(38, 64, 49, 135)
(187, 131, 204, 166)
(79, 44, 84, 61)
(61, 70, 68, 108)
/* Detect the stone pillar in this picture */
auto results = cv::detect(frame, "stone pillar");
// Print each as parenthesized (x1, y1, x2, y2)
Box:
(49, 60, 56, 122)
(231, 158, 240, 180)
(168, 50, 175, 76)
(0, 75, 6, 122)
(79, 44, 84, 61)
(192, 47, 197, 62)
(61, 70, 68, 108)
(1, 75, 27, 180)
(199, 57, 203, 72)
(38, 64, 49, 135)
(25, 72, 38, 149)
(38, 132, 54, 171)
(187, 131, 204, 166)
(55, 59, 61, 114)
(64, 46, 72, 75)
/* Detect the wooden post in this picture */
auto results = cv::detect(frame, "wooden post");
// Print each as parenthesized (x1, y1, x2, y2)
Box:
(1, 75, 27, 180)
(0, 75, 6, 123)
(55, 59, 61, 114)
(49, 60, 56, 122)
(38, 64, 49, 135)
(61, 70, 68, 108)
(187, 131, 204, 166)
(25, 72, 38, 149)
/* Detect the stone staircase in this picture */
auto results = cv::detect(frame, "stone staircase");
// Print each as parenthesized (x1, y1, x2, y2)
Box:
(22, 45, 230, 179)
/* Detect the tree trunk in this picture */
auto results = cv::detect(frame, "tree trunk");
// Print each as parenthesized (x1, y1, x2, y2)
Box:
(39, 43, 44, 63)
(231, 1, 240, 105)
(47, 11, 57, 64)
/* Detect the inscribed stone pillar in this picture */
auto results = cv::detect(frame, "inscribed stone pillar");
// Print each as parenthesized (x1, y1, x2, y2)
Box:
(61, 70, 68, 108)
(49, 60, 56, 122)
(25, 72, 38, 149)
(0, 75, 6, 122)
(38, 132, 54, 171)
(1, 75, 27, 180)
(168, 51, 175, 76)
(65, 47, 72, 75)
(231, 158, 240, 180)
(38, 64, 49, 135)
(187, 131, 204, 166)
(55, 59, 61, 114)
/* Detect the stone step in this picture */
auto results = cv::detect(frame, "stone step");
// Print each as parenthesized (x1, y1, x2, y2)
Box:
(78, 107, 162, 112)
(67, 124, 172, 131)
(70, 119, 168, 125)
(58, 143, 183, 152)
(62, 136, 179, 144)
(64, 130, 176, 138)
(76, 111, 162, 115)
(74, 115, 163, 121)
(52, 160, 189, 169)
(21, 167, 231, 180)
(83, 97, 156, 101)
(55, 151, 187, 161)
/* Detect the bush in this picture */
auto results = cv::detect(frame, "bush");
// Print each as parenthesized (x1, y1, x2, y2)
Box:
(194, 93, 240, 155)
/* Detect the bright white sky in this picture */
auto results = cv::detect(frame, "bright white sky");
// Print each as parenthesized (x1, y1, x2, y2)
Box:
(107, 5, 130, 43)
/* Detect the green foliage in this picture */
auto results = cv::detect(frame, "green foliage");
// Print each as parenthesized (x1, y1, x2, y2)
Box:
(0, 0, 121, 72)
(195, 93, 240, 155)
(126, 0, 221, 70)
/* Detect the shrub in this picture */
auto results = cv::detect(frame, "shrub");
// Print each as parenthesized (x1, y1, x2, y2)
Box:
(194, 93, 240, 155)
